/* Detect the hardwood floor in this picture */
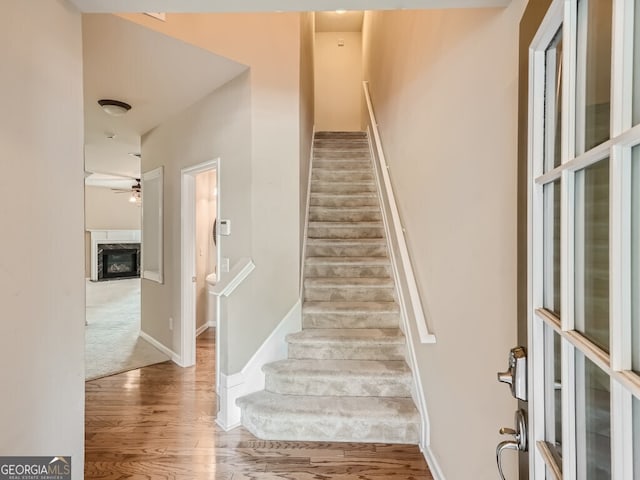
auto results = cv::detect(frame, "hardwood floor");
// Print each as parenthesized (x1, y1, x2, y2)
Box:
(85, 329, 433, 479)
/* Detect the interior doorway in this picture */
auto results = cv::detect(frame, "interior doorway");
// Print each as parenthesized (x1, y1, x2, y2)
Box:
(180, 159, 220, 369)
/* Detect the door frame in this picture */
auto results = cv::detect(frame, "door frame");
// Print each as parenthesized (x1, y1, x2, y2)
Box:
(180, 158, 220, 368)
(527, 4, 565, 479)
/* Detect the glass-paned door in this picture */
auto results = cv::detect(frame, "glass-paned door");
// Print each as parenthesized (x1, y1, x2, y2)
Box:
(529, 0, 640, 478)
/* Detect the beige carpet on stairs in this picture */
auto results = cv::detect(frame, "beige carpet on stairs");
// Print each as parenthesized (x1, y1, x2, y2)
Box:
(237, 131, 421, 444)
(85, 278, 169, 381)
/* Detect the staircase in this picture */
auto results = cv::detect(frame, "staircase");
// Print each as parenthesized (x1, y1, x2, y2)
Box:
(236, 131, 420, 444)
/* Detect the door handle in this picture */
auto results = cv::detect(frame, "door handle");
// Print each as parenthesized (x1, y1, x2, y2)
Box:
(496, 410, 527, 480)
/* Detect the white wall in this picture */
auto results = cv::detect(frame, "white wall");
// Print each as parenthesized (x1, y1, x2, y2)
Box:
(314, 32, 362, 131)
(123, 12, 309, 374)
(362, 4, 525, 479)
(195, 170, 217, 330)
(0, 0, 85, 476)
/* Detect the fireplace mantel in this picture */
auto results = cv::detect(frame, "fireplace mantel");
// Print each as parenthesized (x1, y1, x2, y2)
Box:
(89, 230, 141, 281)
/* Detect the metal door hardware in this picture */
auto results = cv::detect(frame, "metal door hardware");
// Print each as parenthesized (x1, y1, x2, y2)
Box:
(496, 409, 528, 480)
(497, 346, 528, 401)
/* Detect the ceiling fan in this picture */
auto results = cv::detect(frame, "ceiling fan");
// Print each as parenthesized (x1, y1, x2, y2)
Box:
(111, 178, 142, 204)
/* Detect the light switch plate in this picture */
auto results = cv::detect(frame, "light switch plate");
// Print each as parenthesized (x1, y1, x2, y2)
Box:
(219, 219, 231, 236)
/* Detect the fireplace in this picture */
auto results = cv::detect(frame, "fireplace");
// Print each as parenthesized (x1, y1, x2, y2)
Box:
(97, 243, 141, 281)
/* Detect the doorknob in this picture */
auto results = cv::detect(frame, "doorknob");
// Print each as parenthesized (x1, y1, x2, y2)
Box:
(496, 410, 527, 480)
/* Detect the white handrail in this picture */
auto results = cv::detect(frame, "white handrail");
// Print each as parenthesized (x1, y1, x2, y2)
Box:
(363, 81, 436, 344)
(212, 257, 255, 297)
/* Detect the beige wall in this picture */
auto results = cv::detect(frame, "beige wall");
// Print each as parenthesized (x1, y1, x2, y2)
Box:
(85, 185, 142, 230)
(124, 12, 309, 373)
(362, 4, 525, 479)
(300, 12, 315, 254)
(141, 72, 251, 370)
(195, 170, 217, 330)
(314, 32, 362, 131)
(84, 185, 142, 277)
(0, 0, 85, 475)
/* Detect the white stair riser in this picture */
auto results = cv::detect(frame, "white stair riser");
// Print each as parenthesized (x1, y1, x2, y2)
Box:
(265, 373, 412, 397)
(288, 343, 405, 361)
(304, 287, 396, 302)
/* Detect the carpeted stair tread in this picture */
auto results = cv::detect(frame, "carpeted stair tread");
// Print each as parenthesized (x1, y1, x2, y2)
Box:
(309, 206, 381, 222)
(263, 359, 412, 397)
(287, 328, 404, 345)
(315, 131, 367, 137)
(306, 238, 387, 247)
(313, 160, 372, 170)
(265, 359, 410, 378)
(304, 277, 395, 288)
(236, 391, 419, 444)
(302, 312, 400, 329)
(310, 194, 380, 208)
(311, 181, 376, 194)
(302, 300, 399, 313)
(305, 256, 389, 266)
(305, 238, 388, 258)
(237, 130, 420, 445)
(307, 223, 385, 240)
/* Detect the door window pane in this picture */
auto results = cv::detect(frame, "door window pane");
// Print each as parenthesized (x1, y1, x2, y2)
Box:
(545, 28, 563, 172)
(576, 0, 612, 153)
(576, 353, 611, 479)
(544, 180, 562, 316)
(634, 3, 640, 125)
(633, 146, 640, 372)
(575, 159, 610, 351)
(545, 327, 563, 462)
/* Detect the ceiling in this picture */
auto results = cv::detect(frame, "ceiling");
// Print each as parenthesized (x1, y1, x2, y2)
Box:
(83, 14, 247, 187)
(70, 0, 510, 12)
(315, 11, 364, 32)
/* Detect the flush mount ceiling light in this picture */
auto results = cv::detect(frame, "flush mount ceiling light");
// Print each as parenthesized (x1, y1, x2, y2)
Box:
(98, 99, 132, 116)
(335, 9, 347, 14)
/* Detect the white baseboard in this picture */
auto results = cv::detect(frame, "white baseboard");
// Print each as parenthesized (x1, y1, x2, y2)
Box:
(215, 299, 302, 430)
(208, 320, 217, 328)
(196, 323, 209, 337)
(139, 331, 181, 365)
(421, 444, 446, 480)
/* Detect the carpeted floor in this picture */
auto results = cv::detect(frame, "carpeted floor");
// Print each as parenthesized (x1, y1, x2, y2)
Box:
(85, 278, 169, 381)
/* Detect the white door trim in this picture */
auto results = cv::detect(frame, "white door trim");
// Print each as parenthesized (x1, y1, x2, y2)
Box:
(180, 158, 220, 368)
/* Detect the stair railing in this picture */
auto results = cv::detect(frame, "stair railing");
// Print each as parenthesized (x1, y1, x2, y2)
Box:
(362, 81, 436, 345)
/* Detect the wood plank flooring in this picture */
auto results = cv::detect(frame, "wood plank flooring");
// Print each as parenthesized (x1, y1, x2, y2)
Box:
(85, 329, 433, 479)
